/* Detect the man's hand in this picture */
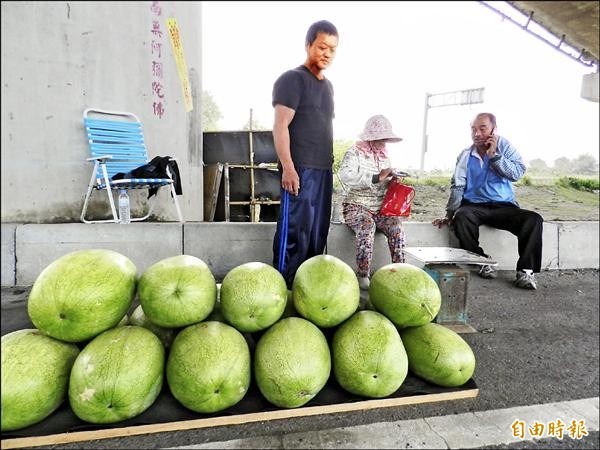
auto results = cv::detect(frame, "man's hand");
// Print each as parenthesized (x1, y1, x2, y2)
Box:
(432, 217, 452, 228)
(485, 133, 498, 158)
(281, 166, 300, 196)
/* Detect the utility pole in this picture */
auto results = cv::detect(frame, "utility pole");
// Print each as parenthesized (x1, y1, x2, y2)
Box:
(419, 93, 430, 177)
(419, 87, 485, 176)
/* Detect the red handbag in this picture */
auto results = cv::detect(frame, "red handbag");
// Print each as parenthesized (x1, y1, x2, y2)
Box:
(379, 179, 415, 217)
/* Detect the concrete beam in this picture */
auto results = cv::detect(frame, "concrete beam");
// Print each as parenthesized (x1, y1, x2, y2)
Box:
(581, 72, 599, 103)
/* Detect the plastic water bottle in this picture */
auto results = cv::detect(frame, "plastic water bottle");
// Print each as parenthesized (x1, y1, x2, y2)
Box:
(118, 190, 130, 224)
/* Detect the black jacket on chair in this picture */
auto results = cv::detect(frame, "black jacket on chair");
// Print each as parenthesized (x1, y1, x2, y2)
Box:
(112, 156, 182, 199)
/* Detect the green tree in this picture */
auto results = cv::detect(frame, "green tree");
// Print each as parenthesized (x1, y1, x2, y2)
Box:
(571, 153, 599, 175)
(201, 90, 222, 131)
(333, 139, 354, 173)
(553, 157, 572, 174)
(528, 158, 549, 175)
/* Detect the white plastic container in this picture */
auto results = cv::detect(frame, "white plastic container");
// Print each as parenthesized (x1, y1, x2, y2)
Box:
(118, 190, 131, 224)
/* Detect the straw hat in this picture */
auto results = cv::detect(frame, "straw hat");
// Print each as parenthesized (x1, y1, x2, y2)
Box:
(358, 115, 402, 142)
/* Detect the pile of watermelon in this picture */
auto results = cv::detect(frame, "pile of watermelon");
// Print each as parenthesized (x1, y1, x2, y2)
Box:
(1, 249, 475, 432)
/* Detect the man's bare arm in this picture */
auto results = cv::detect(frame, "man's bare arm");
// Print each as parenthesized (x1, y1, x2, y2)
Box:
(273, 104, 299, 195)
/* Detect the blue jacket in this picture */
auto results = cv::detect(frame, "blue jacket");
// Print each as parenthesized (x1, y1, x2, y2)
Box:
(445, 136, 527, 217)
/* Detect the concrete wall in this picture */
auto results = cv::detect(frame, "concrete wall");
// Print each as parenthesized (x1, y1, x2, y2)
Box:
(1, 1, 203, 223)
(1, 221, 597, 287)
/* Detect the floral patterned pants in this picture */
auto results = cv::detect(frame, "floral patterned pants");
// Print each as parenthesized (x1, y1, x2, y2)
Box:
(342, 202, 406, 277)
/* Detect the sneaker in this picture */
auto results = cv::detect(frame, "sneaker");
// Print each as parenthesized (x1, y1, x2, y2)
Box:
(358, 277, 370, 291)
(478, 264, 497, 279)
(514, 270, 537, 290)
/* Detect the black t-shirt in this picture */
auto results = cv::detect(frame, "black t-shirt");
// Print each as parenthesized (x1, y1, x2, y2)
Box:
(272, 65, 334, 170)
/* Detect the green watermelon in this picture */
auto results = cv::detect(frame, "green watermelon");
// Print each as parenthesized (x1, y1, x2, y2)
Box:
(69, 326, 164, 424)
(27, 249, 137, 342)
(167, 321, 250, 413)
(369, 263, 441, 328)
(1, 329, 79, 432)
(254, 317, 331, 408)
(292, 255, 359, 328)
(220, 262, 287, 332)
(129, 304, 176, 348)
(138, 255, 217, 328)
(400, 323, 476, 387)
(333, 311, 408, 398)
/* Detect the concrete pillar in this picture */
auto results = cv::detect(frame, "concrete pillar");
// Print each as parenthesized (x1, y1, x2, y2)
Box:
(1, 1, 204, 223)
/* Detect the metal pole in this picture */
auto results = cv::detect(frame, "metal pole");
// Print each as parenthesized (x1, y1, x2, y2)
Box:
(224, 163, 230, 222)
(419, 93, 430, 177)
(248, 108, 258, 222)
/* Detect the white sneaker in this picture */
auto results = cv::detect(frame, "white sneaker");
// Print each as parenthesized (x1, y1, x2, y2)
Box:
(358, 277, 370, 291)
(514, 269, 537, 290)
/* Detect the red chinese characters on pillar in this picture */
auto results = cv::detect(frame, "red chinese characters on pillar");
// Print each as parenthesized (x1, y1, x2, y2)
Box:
(150, 1, 165, 119)
(152, 81, 165, 99)
(150, 1, 161, 15)
(151, 20, 163, 38)
(152, 61, 163, 78)
(151, 41, 162, 58)
(153, 102, 165, 118)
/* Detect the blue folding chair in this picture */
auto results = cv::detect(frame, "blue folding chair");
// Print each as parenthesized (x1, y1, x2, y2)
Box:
(80, 108, 184, 223)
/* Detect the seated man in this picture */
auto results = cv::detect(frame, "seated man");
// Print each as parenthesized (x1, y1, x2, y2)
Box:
(432, 112, 543, 290)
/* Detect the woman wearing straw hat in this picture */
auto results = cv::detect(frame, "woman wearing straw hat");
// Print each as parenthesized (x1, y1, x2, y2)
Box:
(338, 115, 408, 290)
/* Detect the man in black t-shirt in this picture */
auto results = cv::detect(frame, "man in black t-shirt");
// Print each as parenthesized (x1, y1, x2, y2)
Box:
(272, 20, 339, 287)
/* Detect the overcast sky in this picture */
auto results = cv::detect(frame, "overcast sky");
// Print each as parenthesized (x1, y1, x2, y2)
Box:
(201, 1, 599, 171)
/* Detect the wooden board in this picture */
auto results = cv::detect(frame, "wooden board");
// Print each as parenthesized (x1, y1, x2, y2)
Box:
(202, 163, 223, 221)
(1, 384, 478, 449)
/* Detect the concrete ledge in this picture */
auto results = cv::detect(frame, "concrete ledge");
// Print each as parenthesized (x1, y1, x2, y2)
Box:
(328, 223, 450, 271)
(14, 223, 183, 286)
(185, 223, 275, 281)
(1, 223, 17, 286)
(476, 222, 560, 270)
(556, 221, 599, 269)
(1, 221, 597, 287)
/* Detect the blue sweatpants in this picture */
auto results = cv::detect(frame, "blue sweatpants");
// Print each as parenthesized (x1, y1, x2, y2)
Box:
(272, 167, 333, 287)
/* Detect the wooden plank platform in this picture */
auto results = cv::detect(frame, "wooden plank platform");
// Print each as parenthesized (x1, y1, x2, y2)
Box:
(1, 290, 479, 450)
(1, 381, 478, 449)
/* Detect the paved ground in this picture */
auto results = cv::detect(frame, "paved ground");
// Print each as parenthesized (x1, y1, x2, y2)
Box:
(167, 398, 598, 449)
(1, 268, 599, 449)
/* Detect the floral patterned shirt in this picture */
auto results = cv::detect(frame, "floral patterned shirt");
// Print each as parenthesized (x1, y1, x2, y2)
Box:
(338, 144, 391, 213)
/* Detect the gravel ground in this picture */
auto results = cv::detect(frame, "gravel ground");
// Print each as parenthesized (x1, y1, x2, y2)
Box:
(332, 184, 599, 223)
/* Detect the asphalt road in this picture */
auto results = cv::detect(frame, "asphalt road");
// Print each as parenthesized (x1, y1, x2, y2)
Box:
(1, 268, 598, 449)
